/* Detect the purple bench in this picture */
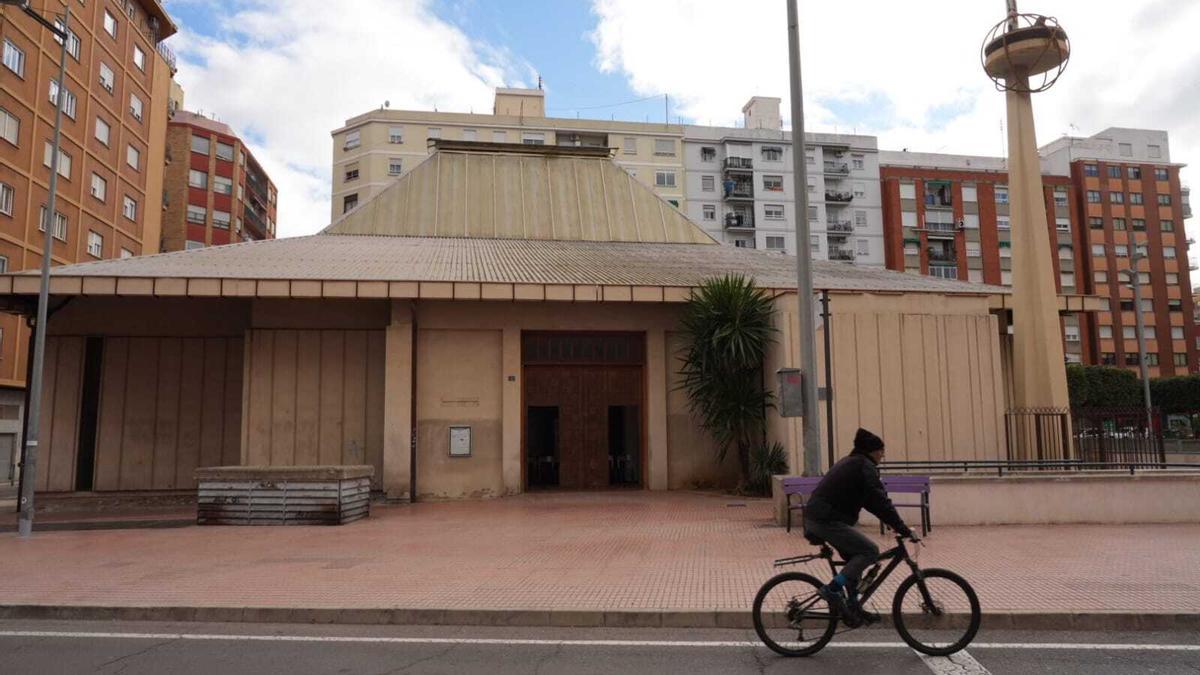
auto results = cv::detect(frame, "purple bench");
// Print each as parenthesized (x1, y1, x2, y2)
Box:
(782, 474, 931, 536)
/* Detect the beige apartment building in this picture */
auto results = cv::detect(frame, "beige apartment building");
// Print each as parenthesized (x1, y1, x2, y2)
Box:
(330, 88, 687, 220)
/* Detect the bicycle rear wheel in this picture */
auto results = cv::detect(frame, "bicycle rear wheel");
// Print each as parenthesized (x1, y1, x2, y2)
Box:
(752, 571, 837, 657)
(891, 568, 981, 656)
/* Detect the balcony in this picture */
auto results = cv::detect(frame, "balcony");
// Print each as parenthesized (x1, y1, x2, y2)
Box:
(724, 213, 755, 230)
(927, 248, 957, 263)
(929, 266, 959, 280)
(723, 157, 753, 172)
(828, 247, 856, 262)
(827, 220, 854, 233)
(823, 161, 850, 175)
(825, 190, 854, 203)
(925, 220, 958, 237)
(723, 181, 754, 201)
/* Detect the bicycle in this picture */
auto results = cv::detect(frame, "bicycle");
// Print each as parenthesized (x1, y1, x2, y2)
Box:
(751, 533, 981, 657)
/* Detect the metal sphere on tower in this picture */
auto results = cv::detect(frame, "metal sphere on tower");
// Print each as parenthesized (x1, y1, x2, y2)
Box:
(981, 11, 1070, 93)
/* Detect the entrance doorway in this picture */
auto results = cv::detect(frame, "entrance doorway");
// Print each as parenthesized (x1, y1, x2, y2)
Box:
(522, 333, 645, 490)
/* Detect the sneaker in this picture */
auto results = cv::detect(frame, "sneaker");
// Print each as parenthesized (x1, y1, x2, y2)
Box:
(818, 586, 862, 628)
(847, 596, 880, 625)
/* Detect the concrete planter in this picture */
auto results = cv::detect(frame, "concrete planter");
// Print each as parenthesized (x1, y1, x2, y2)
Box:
(194, 466, 374, 525)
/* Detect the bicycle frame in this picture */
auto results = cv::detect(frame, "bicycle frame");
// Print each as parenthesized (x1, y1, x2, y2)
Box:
(773, 536, 934, 613)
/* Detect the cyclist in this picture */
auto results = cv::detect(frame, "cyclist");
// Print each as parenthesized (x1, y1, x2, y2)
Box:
(803, 428, 916, 627)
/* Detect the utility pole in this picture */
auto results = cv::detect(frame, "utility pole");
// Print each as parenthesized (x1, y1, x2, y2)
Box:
(1122, 244, 1155, 435)
(786, 0, 822, 476)
(11, 0, 70, 538)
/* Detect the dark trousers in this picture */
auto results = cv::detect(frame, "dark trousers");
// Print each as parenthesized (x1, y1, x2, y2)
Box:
(803, 518, 879, 592)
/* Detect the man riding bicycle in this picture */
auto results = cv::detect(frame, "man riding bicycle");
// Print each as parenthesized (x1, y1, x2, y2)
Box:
(803, 428, 917, 627)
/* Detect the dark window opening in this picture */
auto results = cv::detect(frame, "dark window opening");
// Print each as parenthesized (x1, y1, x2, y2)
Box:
(74, 337, 104, 491)
(608, 405, 641, 487)
(526, 406, 559, 489)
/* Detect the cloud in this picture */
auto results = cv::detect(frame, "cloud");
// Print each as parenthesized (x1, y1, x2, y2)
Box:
(168, 0, 531, 237)
(590, 0, 1200, 245)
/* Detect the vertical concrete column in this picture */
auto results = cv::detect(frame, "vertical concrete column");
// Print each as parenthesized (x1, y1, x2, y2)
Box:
(645, 328, 669, 490)
(382, 301, 414, 500)
(501, 326, 522, 495)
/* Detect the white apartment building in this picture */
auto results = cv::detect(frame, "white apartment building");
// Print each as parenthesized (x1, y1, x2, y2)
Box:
(683, 97, 885, 264)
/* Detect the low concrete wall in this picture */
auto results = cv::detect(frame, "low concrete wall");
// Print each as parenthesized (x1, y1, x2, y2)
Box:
(772, 472, 1200, 527)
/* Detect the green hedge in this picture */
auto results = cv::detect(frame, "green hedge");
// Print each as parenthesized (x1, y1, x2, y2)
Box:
(1066, 365, 1200, 413)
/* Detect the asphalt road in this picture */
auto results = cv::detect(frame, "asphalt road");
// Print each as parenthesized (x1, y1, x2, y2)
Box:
(0, 620, 1198, 674)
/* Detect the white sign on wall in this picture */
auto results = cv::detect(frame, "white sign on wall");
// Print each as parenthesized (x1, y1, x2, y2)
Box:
(449, 426, 472, 457)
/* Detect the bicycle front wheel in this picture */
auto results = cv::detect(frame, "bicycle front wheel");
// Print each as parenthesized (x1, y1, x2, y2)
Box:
(752, 571, 837, 657)
(891, 568, 981, 656)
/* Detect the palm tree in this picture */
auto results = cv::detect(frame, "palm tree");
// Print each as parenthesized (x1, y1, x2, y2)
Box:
(678, 274, 777, 487)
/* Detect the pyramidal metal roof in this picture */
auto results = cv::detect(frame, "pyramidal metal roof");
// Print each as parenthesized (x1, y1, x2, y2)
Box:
(324, 141, 716, 244)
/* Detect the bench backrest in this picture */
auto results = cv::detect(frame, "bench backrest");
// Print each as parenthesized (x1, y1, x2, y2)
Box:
(882, 475, 930, 493)
(782, 476, 823, 495)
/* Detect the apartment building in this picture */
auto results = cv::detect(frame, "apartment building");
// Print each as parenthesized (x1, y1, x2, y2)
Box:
(683, 97, 884, 262)
(0, 0, 177, 478)
(1041, 128, 1197, 376)
(880, 127, 1197, 376)
(330, 88, 685, 221)
(162, 110, 276, 251)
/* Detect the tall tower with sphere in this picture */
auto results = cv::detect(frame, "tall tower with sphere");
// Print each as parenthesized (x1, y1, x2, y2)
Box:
(982, 1, 1073, 456)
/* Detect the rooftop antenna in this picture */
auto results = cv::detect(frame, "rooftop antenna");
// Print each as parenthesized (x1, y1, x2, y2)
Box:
(537, 75, 543, 90)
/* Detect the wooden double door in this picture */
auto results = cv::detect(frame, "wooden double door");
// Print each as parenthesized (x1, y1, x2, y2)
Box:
(524, 365, 643, 490)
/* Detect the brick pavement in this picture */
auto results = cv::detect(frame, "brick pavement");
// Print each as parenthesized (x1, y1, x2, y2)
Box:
(0, 491, 1197, 616)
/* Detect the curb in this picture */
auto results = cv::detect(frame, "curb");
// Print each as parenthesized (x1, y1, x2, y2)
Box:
(0, 605, 1196, 631)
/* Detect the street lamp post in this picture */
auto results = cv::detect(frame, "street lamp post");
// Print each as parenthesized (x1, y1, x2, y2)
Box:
(4, 0, 71, 538)
(1121, 244, 1156, 436)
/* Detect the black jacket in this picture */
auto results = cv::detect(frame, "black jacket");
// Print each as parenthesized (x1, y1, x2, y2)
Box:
(804, 450, 911, 537)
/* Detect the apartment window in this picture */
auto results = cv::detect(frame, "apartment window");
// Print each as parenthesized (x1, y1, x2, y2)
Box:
(214, 142, 234, 161)
(995, 187, 1009, 205)
(237, 184, 244, 201)
(186, 204, 206, 224)
(1169, 299, 1183, 312)
(342, 194, 358, 213)
(492, 130, 507, 143)
(212, 210, 231, 229)
(38, 207, 67, 240)
(1155, 168, 1169, 181)
(388, 157, 403, 176)
(699, 146, 716, 162)
(999, 243, 1011, 258)
(343, 130, 360, 150)
(103, 10, 118, 37)
(1088, 217, 1103, 229)
(1091, 244, 1105, 257)
(1107, 166, 1121, 179)
(1125, 353, 1140, 366)
(1164, 246, 1177, 259)
(1158, 194, 1172, 206)
(1094, 270, 1108, 284)
(735, 239, 755, 249)
(855, 210, 867, 227)
(654, 171, 676, 188)
(1142, 299, 1155, 312)
(654, 138, 675, 156)
(120, 248, 133, 259)
(90, 173, 107, 201)
(805, 153, 814, 165)
(0, 107, 17, 146)
(2, 39, 24, 77)
(1175, 354, 1188, 367)
(521, 132, 543, 145)
(1112, 217, 1126, 230)
(1055, 217, 1070, 231)
(1148, 145, 1162, 159)
(856, 238, 869, 256)
(968, 269, 983, 283)
(0, 183, 12, 216)
(1099, 326, 1113, 339)
(1054, 189, 1068, 207)
(763, 175, 783, 192)
(126, 145, 140, 169)
(1110, 192, 1124, 204)
(762, 146, 782, 161)
(853, 183, 866, 199)
(47, 80, 76, 119)
(1135, 244, 1148, 257)
(997, 217, 1011, 229)
(1130, 193, 1144, 205)
(702, 205, 715, 221)
(1083, 164, 1099, 177)
(1114, 244, 1128, 257)
(462, 129, 477, 141)
(122, 195, 137, 220)
(87, 231, 103, 257)
(765, 204, 785, 220)
(958, 184, 976, 203)
(42, 142, 71, 179)
(1060, 272, 1075, 288)
(99, 62, 115, 92)
(1167, 272, 1180, 285)
(1000, 271, 1013, 285)
(852, 157, 865, 171)
(344, 163, 359, 182)
(94, 116, 111, 146)
(1129, 218, 1145, 230)
(1161, 220, 1175, 232)
(1064, 326, 1080, 342)
(213, 176, 233, 195)
(899, 183, 916, 200)
(133, 44, 146, 71)
(766, 236, 785, 251)
(191, 135, 211, 155)
(1173, 327, 1186, 340)
(966, 242, 981, 257)
(1128, 167, 1142, 180)
(188, 169, 207, 188)
(904, 242, 918, 256)
(1101, 352, 1116, 365)
(1137, 271, 1150, 284)
(808, 205, 818, 222)
(1087, 190, 1101, 203)
(1119, 142, 1133, 157)
(1057, 244, 1073, 259)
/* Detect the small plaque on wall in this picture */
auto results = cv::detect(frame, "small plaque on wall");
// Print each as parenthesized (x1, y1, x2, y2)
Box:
(449, 426, 472, 457)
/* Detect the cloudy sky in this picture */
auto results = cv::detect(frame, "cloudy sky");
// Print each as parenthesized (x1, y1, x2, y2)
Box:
(165, 0, 1199, 247)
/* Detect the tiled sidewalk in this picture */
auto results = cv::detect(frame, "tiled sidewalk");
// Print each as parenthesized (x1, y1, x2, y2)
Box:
(1, 491, 1197, 616)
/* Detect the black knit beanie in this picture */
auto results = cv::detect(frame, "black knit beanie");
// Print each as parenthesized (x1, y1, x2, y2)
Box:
(853, 428, 884, 454)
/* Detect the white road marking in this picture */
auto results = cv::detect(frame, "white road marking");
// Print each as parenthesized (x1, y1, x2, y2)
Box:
(917, 649, 992, 675)
(0, 631, 1199, 652)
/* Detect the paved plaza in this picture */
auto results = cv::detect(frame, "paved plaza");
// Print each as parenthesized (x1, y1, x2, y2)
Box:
(1, 492, 1197, 620)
